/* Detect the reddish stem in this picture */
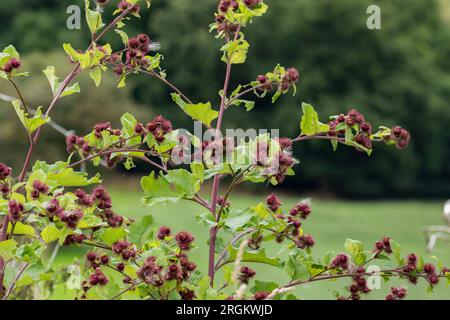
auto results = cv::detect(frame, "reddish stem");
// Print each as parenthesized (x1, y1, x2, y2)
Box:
(280, 268, 445, 292)
(225, 83, 264, 109)
(291, 134, 345, 144)
(208, 27, 241, 286)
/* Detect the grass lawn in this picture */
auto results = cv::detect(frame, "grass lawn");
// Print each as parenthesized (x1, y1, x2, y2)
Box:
(56, 188, 450, 300)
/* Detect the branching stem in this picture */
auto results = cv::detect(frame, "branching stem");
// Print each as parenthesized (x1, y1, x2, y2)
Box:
(208, 26, 241, 286)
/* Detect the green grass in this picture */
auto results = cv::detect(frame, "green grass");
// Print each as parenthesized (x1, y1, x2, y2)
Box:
(56, 189, 450, 300)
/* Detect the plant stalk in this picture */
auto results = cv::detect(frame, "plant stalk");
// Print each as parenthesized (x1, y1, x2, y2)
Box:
(207, 26, 240, 286)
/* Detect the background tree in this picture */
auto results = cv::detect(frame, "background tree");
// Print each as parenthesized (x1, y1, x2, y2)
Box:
(1, 0, 450, 198)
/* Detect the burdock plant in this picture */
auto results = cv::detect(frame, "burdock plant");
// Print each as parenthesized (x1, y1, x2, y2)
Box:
(0, 0, 447, 300)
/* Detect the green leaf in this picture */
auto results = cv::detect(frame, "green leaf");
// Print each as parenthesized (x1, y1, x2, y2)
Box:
(41, 225, 62, 244)
(58, 228, 74, 246)
(43, 66, 80, 97)
(225, 90, 255, 111)
(164, 169, 201, 198)
(194, 276, 227, 300)
(63, 43, 109, 70)
(390, 239, 403, 265)
(12, 101, 50, 135)
(0, 54, 10, 69)
(171, 93, 218, 128)
(120, 112, 142, 147)
(117, 73, 127, 88)
(89, 66, 102, 87)
(61, 83, 80, 97)
(271, 90, 282, 103)
(197, 276, 220, 300)
(7, 222, 35, 237)
(331, 139, 338, 151)
(252, 202, 271, 220)
(15, 263, 52, 288)
(85, 0, 105, 35)
(123, 157, 135, 170)
(224, 247, 280, 267)
(66, 265, 82, 290)
(224, 209, 253, 231)
(196, 211, 217, 228)
(231, 2, 268, 26)
(250, 281, 278, 294)
(0, 239, 17, 260)
(221, 39, 250, 64)
(145, 53, 163, 71)
(374, 253, 391, 261)
(343, 239, 367, 266)
(33, 160, 102, 187)
(222, 265, 234, 284)
(50, 168, 101, 187)
(342, 125, 373, 156)
(190, 163, 205, 182)
(235, 99, 255, 111)
(284, 252, 310, 281)
(354, 252, 367, 266)
(121, 112, 137, 134)
(2, 45, 19, 60)
(97, 227, 127, 245)
(43, 66, 59, 94)
(300, 103, 329, 136)
(0, 45, 19, 69)
(115, 29, 129, 46)
(10, 193, 26, 205)
(141, 172, 184, 207)
(78, 215, 104, 229)
(128, 216, 156, 247)
(141, 167, 202, 208)
(0, 45, 28, 79)
(15, 241, 44, 264)
(344, 239, 364, 257)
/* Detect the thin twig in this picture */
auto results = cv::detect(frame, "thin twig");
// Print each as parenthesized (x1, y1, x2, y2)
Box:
(279, 268, 446, 292)
(225, 83, 264, 109)
(0, 92, 76, 137)
(8, 79, 29, 113)
(122, 65, 193, 104)
(215, 228, 256, 271)
(82, 240, 112, 251)
(291, 134, 345, 144)
(2, 263, 29, 300)
(46, 242, 61, 271)
(137, 155, 168, 173)
(109, 281, 143, 300)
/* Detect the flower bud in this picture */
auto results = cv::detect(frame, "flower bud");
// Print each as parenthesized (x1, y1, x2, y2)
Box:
(157, 226, 171, 240)
(0, 163, 12, 180)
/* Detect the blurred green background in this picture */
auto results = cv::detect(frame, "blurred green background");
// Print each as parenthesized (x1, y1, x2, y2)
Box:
(54, 188, 449, 299)
(1, 0, 450, 198)
(1, 0, 450, 299)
